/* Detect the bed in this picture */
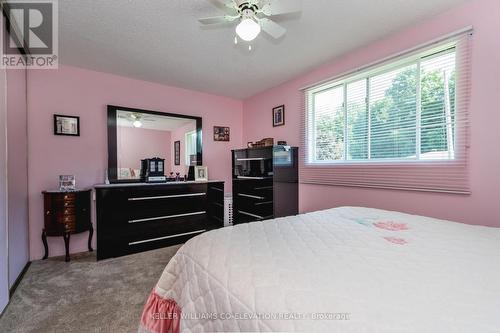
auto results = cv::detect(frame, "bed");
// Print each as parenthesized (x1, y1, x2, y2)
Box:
(138, 206, 500, 333)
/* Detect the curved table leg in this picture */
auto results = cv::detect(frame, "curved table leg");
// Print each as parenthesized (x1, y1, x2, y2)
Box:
(42, 229, 48, 260)
(88, 224, 94, 252)
(63, 232, 71, 262)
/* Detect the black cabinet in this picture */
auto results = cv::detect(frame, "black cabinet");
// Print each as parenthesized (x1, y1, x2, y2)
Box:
(232, 146, 298, 224)
(207, 182, 224, 226)
(96, 181, 224, 260)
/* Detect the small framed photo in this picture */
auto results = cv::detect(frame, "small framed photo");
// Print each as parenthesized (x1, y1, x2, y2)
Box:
(59, 175, 76, 191)
(174, 141, 180, 165)
(54, 114, 80, 136)
(272, 105, 285, 127)
(194, 166, 208, 181)
(213, 126, 230, 142)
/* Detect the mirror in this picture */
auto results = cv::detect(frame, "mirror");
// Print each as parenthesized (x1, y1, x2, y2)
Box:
(107, 105, 202, 183)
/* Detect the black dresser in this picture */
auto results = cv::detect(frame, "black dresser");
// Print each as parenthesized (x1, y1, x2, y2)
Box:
(232, 146, 298, 224)
(95, 181, 224, 260)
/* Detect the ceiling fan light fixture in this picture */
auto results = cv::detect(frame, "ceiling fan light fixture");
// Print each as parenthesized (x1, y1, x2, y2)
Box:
(236, 18, 261, 42)
(133, 120, 143, 128)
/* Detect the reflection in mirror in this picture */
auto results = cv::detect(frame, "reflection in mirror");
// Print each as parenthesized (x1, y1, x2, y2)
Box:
(116, 110, 198, 181)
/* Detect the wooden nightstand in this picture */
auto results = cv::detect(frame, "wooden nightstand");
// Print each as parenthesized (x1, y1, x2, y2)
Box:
(42, 189, 93, 262)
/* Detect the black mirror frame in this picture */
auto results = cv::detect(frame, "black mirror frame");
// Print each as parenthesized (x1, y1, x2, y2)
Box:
(107, 105, 203, 183)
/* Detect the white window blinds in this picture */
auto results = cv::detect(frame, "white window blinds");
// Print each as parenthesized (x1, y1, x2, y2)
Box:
(301, 30, 472, 194)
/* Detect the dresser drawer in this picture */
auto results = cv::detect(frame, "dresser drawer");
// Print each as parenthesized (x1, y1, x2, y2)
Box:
(127, 184, 207, 198)
(234, 179, 273, 199)
(207, 183, 224, 202)
(52, 196, 76, 208)
(127, 194, 206, 220)
(234, 210, 265, 224)
(209, 202, 224, 219)
(126, 213, 207, 244)
(234, 197, 273, 221)
(57, 207, 75, 216)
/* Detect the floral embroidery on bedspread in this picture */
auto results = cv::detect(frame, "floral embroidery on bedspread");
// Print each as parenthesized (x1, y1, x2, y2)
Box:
(383, 236, 408, 245)
(353, 218, 372, 226)
(345, 216, 410, 245)
(373, 221, 409, 231)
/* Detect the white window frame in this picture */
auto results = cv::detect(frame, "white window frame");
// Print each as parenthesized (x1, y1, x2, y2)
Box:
(184, 130, 197, 166)
(306, 42, 457, 165)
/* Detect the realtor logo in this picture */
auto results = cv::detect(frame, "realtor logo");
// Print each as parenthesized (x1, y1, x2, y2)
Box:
(1, 0, 58, 68)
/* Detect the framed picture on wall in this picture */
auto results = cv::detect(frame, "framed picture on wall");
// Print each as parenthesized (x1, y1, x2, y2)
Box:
(54, 114, 80, 136)
(213, 126, 230, 142)
(272, 105, 285, 127)
(174, 141, 180, 165)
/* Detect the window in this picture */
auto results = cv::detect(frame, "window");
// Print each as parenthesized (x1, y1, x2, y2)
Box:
(308, 48, 456, 164)
(301, 30, 472, 194)
(185, 130, 197, 166)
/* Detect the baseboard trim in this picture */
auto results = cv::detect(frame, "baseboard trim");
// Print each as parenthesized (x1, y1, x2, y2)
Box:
(9, 261, 31, 298)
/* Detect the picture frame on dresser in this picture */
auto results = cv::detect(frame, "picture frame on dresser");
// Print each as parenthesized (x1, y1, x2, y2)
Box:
(194, 166, 208, 181)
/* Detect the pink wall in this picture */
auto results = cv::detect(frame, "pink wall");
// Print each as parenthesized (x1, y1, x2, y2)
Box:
(6, 66, 29, 287)
(27, 65, 243, 260)
(117, 126, 172, 173)
(243, 0, 500, 227)
(170, 122, 196, 175)
(0, 61, 9, 313)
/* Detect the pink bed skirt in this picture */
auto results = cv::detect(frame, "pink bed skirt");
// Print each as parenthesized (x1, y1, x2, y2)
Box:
(139, 289, 182, 333)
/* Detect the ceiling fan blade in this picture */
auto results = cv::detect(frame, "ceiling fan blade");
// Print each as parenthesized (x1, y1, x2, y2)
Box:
(198, 16, 235, 25)
(207, 0, 238, 14)
(246, 0, 261, 5)
(259, 0, 301, 16)
(259, 18, 286, 39)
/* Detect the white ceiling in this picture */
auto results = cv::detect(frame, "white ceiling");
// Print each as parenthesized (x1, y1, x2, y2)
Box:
(59, 0, 468, 99)
(117, 110, 195, 131)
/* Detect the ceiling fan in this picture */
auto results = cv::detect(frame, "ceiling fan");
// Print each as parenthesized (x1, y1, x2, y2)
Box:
(118, 113, 156, 128)
(198, 0, 301, 49)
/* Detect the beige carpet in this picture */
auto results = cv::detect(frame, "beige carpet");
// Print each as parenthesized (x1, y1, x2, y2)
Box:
(0, 245, 181, 333)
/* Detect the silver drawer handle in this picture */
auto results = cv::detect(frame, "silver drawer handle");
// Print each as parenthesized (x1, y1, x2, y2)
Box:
(254, 186, 273, 190)
(128, 192, 206, 201)
(238, 193, 265, 200)
(236, 158, 268, 161)
(129, 211, 206, 224)
(237, 210, 273, 220)
(212, 216, 224, 223)
(128, 229, 206, 245)
(237, 176, 267, 180)
(254, 201, 273, 206)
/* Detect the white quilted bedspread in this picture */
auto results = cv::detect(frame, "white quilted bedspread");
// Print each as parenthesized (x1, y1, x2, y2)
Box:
(151, 207, 500, 332)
